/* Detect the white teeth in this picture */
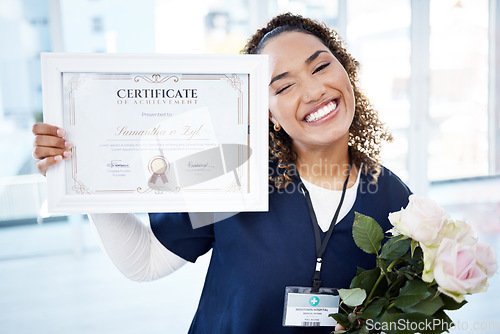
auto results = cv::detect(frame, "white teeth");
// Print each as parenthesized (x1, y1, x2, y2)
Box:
(305, 101, 337, 123)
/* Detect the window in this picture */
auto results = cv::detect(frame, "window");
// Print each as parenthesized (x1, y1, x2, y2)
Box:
(346, 0, 411, 181)
(1, 1, 498, 332)
(91, 16, 103, 33)
(428, 0, 489, 181)
(0, 0, 497, 225)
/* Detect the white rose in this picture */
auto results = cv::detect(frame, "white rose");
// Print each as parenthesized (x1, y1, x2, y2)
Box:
(420, 243, 439, 283)
(438, 220, 477, 245)
(389, 195, 450, 245)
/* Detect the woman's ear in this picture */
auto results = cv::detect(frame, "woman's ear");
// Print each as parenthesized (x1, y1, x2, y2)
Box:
(269, 110, 282, 132)
(269, 110, 276, 125)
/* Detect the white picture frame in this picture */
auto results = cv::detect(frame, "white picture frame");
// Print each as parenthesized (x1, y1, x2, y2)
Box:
(41, 53, 269, 214)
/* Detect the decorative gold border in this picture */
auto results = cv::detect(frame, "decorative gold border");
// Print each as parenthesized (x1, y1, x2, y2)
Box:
(71, 146, 91, 194)
(134, 74, 179, 83)
(67, 72, 252, 195)
(223, 74, 243, 124)
(94, 74, 132, 80)
(180, 74, 225, 81)
(67, 74, 84, 126)
(95, 190, 136, 193)
(69, 87, 75, 126)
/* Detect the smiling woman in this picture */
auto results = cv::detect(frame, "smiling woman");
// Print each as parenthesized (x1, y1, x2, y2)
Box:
(31, 12, 412, 334)
(263, 31, 356, 189)
(243, 14, 393, 189)
(264, 33, 354, 144)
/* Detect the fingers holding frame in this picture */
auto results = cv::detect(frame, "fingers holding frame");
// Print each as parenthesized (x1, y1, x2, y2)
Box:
(32, 122, 65, 138)
(36, 156, 66, 176)
(32, 123, 72, 176)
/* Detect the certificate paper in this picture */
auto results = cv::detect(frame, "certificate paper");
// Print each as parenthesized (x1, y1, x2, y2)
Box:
(42, 54, 268, 213)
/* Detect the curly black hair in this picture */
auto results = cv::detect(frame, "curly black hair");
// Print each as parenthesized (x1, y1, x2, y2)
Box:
(241, 13, 392, 188)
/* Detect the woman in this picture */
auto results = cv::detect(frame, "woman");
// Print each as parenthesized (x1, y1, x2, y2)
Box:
(32, 13, 411, 334)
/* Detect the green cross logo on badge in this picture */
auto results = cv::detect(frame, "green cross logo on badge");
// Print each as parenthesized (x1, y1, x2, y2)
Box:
(309, 296, 319, 306)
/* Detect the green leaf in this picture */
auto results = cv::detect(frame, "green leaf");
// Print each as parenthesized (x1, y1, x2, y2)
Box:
(360, 297, 388, 319)
(410, 240, 419, 258)
(353, 212, 384, 254)
(392, 312, 453, 334)
(440, 293, 467, 310)
(383, 274, 407, 299)
(381, 236, 411, 260)
(428, 310, 454, 333)
(394, 279, 432, 309)
(353, 267, 389, 303)
(399, 313, 435, 334)
(330, 312, 348, 326)
(402, 294, 444, 315)
(355, 266, 367, 276)
(345, 330, 365, 334)
(338, 288, 367, 307)
(378, 310, 401, 334)
(350, 267, 381, 291)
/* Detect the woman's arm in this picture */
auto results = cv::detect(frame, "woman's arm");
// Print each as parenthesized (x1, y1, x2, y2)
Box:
(88, 213, 188, 281)
(32, 122, 189, 281)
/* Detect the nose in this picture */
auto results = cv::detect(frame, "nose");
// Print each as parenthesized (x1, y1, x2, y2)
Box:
(302, 77, 326, 103)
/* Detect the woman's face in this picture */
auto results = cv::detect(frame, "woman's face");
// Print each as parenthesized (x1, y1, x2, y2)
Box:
(261, 31, 355, 152)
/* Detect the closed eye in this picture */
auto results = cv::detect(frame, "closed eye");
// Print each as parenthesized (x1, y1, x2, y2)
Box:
(276, 84, 293, 95)
(313, 63, 330, 74)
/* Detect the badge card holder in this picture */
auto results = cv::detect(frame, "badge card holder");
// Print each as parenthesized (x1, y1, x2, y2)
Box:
(282, 286, 339, 327)
(282, 159, 351, 327)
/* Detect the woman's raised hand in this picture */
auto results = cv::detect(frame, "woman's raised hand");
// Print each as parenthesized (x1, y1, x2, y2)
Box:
(32, 123, 72, 176)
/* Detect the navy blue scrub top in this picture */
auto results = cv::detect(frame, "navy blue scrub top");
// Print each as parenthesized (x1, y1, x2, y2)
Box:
(150, 165, 411, 334)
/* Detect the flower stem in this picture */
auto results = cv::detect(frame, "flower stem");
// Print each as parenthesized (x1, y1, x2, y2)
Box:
(387, 258, 398, 271)
(367, 271, 385, 302)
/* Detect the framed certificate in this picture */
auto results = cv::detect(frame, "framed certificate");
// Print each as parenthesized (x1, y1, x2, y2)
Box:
(41, 53, 269, 213)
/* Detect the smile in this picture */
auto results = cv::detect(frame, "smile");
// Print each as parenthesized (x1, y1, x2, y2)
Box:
(304, 99, 339, 123)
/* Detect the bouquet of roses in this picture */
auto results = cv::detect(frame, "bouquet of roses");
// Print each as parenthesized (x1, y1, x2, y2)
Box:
(331, 195, 498, 334)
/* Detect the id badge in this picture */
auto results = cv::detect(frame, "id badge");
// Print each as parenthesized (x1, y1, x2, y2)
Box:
(282, 286, 339, 327)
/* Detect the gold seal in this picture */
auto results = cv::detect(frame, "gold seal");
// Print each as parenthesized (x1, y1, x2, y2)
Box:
(150, 157, 168, 174)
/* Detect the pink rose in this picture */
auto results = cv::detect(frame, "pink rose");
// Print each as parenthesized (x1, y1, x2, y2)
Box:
(389, 195, 449, 245)
(421, 219, 479, 283)
(433, 238, 490, 302)
(475, 242, 498, 278)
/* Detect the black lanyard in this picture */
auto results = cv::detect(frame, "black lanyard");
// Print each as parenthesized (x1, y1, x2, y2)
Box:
(300, 159, 352, 293)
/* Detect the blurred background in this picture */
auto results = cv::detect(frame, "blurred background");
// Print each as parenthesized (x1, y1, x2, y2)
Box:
(0, 0, 499, 333)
